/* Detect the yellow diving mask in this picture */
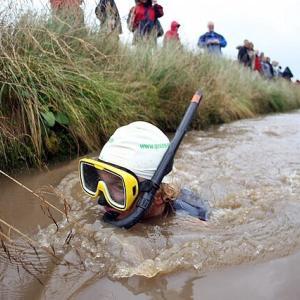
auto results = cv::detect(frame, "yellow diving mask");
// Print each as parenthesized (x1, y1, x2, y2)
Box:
(79, 158, 151, 211)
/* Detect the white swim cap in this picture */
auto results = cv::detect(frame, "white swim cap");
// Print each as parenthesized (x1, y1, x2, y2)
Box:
(99, 121, 170, 180)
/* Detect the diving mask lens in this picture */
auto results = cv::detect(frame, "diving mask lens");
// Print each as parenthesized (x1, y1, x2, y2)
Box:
(80, 159, 141, 211)
(80, 161, 126, 208)
(97, 170, 126, 207)
(80, 162, 100, 196)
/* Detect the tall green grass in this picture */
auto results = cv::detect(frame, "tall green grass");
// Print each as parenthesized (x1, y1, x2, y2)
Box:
(1, 11, 300, 171)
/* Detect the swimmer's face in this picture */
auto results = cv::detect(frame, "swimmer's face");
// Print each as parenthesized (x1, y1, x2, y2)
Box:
(100, 172, 166, 220)
(97, 170, 124, 205)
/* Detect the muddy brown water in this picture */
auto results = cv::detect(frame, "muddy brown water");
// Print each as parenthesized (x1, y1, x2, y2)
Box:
(1, 111, 300, 299)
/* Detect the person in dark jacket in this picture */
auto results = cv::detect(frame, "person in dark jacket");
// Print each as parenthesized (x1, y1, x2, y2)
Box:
(282, 67, 294, 81)
(237, 39, 251, 67)
(128, 0, 164, 45)
(198, 21, 227, 55)
(278, 66, 283, 77)
(95, 0, 122, 34)
(163, 21, 181, 47)
(266, 57, 274, 78)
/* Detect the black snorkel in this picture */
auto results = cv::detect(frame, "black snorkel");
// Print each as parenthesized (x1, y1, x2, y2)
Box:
(103, 90, 204, 229)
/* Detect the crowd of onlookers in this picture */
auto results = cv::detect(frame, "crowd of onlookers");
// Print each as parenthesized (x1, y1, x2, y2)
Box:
(236, 39, 294, 81)
(49, 0, 298, 82)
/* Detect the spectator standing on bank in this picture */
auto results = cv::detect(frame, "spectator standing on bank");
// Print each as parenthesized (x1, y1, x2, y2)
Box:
(266, 57, 274, 78)
(261, 56, 273, 79)
(237, 39, 251, 67)
(272, 61, 281, 78)
(95, 0, 122, 35)
(254, 51, 262, 73)
(248, 42, 256, 69)
(282, 67, 294, 81)
(127, 0, 164, 45)
(278, 66, 283, 77)
(50, 0, 84, 27)
(261, 56, 270, 78)
(198, 21, 227, 55)
(163, 21, 181, 48)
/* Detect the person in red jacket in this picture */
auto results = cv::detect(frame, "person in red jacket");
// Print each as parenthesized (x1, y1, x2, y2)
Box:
(254, 51, 263, 74)
(163, 21, 181, 47)
(50, 0, 84, 27)
(50, 0, 83, 11)
(128, 0, 164, 44)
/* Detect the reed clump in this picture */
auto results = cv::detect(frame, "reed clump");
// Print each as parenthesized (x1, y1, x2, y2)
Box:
(1, 11, 300, 170)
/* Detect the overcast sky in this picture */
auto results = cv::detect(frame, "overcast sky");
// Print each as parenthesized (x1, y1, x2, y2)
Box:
(3, 0, 300, 79)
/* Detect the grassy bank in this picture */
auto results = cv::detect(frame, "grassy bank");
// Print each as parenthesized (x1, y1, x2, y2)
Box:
(1, 12, 300, 171)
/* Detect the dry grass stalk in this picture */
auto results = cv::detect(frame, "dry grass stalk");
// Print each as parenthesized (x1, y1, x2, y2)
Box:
(0, 171, 96, 283)
(0, 216, 89, 285)
(0, 217, 59, 261)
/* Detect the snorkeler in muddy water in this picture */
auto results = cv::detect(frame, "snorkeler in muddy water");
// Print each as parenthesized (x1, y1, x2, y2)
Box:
(79, 91, 210, 228)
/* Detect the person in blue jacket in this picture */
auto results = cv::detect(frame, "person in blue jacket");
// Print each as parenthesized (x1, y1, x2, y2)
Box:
(198, 21, 227, 55)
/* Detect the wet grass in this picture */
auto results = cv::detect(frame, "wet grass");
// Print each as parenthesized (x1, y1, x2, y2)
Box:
(1, 11, 300, 171)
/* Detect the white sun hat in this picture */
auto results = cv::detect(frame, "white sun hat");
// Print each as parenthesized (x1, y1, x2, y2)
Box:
(99, 121, 170, 180)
